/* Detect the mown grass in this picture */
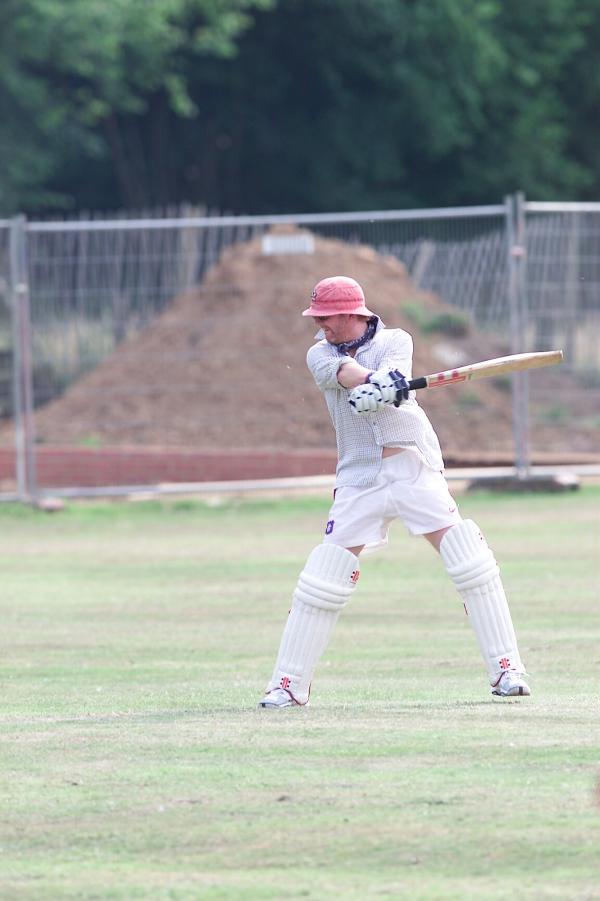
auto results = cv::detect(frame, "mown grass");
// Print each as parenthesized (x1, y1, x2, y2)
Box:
(1, 487, 599, 899)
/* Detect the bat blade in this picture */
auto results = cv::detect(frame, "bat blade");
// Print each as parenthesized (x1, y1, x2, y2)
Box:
(408, 350, 563, 391)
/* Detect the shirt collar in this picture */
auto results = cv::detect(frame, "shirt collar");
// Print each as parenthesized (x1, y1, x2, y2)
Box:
(314, 317, 386, 342)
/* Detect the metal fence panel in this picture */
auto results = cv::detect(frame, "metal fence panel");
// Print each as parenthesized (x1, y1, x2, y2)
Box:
(522, 202, 600, 472)
(524, 203, 600, 370)
(24, 207, 508, 405)
(0, 200, 597, 499)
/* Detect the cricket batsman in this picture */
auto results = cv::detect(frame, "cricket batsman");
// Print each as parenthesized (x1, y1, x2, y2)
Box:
(259, 276, 530, 707)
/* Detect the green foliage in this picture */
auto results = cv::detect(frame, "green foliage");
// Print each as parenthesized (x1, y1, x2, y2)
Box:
(403, 301, 470, 337)
(0, 0, 274, 212)
(75, 434, 103, 448)
(453, 0, 592, 201)
(455, 390, 484, 409)
(576, 367, 600, 389)
(182, 0, 593, 212)
(537, 403, 570, 424)
(490, 374, 512, 393)
(0, 0, 598, 213)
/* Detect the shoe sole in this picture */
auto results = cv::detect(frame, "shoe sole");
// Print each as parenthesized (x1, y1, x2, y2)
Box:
(258, 701, 293, 708)
(491, 687, 531, 697)
(257, 700, 309, 709)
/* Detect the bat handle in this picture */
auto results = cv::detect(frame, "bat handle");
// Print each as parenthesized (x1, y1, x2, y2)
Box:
(408, 377, 427, 390)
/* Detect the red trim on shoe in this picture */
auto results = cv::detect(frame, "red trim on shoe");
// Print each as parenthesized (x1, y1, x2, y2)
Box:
(264, 686, 309, 707)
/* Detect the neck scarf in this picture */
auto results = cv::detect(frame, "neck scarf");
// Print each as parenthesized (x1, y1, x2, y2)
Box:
(333, 317, 378, 355)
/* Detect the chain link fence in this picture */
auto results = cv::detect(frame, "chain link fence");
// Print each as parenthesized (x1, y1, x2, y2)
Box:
(1, 197, 599, 501)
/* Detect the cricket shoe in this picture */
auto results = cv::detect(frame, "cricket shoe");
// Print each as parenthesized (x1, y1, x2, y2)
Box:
(491, 670, 531, 697)
(258, 687, 307, 709)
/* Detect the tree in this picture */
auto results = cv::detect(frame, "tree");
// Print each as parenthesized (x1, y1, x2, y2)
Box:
(1, 0, 597, 215)
(453, 0, 591, 202)
(0, 0, 273, 213)
(187, 0, 591, 212)
(560, 0, 600, 199)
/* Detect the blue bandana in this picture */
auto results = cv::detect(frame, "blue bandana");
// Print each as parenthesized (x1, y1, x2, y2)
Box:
(333, 317, 378, 355)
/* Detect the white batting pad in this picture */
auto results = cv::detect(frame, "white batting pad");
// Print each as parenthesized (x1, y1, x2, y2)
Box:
(266, 544, 360, 704)
(440, 519, 525, 682)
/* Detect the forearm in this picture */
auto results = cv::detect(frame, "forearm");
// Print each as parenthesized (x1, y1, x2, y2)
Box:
(337, 359, 372, 388)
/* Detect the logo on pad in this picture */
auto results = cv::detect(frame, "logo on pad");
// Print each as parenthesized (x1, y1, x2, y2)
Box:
(499, 657, 511, 670)
(325, 520, 334, 535)
(351, 570, 360, 584)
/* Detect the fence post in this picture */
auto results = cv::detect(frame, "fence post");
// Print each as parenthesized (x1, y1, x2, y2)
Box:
(563, 209, 579, 371)
(505, 192, 530, 478)
(9, 215, 37, 503)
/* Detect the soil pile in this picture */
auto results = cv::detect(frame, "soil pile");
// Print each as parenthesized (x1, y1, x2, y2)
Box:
(19, 227, 598, 463)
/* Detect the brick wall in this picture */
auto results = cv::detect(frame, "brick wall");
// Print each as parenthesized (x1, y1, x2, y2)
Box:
(0, 446, 338, 489)
(1, 445, 595, 492)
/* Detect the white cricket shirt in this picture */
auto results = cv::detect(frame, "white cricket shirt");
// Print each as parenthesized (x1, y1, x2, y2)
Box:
(306, 319, 445, 487)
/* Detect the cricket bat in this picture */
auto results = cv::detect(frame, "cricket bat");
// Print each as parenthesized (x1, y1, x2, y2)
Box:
(408, 350, 563, 391)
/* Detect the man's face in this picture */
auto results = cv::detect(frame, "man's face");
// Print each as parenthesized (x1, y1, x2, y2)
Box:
(313, 314, 365, 345)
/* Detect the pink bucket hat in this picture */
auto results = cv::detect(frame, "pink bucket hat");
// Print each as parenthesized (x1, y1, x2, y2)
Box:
(302, 276, 375, 317)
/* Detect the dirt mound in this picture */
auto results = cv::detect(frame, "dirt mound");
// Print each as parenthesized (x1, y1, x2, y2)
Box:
(17, 227, 598, 463)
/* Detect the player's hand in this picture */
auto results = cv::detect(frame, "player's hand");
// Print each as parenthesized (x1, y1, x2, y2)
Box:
(348, 384, 385, 414)
(366, 369, 410, 407)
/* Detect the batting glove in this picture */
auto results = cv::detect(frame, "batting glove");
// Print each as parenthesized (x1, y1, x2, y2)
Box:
(366, 369, 410, 407)
(348, 383, 385, 414)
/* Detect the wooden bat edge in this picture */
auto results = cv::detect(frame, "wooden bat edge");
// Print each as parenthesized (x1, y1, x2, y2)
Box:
(408, 349, 563, 391)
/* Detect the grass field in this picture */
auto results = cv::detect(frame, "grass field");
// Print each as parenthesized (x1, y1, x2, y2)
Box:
(1, 486, 599, 900)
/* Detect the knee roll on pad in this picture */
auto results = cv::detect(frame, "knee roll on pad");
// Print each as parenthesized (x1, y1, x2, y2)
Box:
(439, 519, 498, 590)
(294, 543, 360, 611)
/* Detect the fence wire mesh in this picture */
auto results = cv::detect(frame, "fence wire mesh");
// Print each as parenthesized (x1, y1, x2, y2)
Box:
(24, 209, 511, 404)
(525, 208, 600, 370)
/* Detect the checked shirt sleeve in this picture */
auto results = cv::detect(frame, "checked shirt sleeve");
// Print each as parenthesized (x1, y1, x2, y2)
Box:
(306, 343, 354, 391)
